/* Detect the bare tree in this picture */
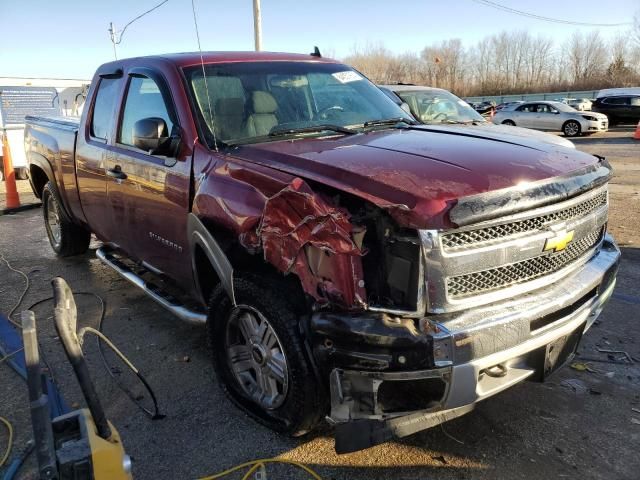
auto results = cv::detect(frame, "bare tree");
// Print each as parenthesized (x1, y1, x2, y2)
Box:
(344, 28, 639, 97)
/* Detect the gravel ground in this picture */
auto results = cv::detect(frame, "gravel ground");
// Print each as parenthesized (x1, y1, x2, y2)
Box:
(1, 128, 639, 480)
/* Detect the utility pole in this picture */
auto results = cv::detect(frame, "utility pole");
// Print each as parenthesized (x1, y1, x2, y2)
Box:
(253, 0, 262, 51)
(108, 22, 119, 60)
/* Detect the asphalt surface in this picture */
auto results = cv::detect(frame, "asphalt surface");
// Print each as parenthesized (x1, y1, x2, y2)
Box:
(1, 128, 640, 480)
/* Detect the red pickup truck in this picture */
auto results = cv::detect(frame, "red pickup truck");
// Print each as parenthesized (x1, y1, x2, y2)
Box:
(24, 51, 620, 452)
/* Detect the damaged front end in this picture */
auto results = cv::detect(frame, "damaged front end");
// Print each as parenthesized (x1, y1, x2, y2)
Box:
(200, 162, 619, 453)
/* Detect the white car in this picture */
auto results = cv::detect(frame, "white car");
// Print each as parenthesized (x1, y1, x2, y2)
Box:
(492, 101, 608, 137)
(568, 98, 593, 111)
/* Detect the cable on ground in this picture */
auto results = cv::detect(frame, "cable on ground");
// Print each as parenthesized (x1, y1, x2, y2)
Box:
(0, 416, 13, 468)
(198, 458, 323, 480)
(0, 253, 29, 328)
(0, 250, 163, 418)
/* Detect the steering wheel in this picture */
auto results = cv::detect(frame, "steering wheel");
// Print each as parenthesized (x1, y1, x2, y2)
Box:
(318, 105, 344, 120)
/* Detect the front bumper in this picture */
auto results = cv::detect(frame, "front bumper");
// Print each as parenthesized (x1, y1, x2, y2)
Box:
(313, 235, 620, 452)
(584, 118, 608, 132)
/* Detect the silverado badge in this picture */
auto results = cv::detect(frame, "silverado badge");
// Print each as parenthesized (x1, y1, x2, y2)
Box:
(544, 230, 574, 253)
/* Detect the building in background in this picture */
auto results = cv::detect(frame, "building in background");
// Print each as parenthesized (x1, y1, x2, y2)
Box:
(0, 77, 90, 180)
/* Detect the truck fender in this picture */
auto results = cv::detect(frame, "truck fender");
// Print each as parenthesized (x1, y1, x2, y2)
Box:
(187, 213, 236, 306)
(27, 151, 74, 220)
(27, 150, 56, 191)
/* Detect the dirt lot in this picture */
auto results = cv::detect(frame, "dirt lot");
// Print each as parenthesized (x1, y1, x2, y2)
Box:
(1, 128, 640, 480)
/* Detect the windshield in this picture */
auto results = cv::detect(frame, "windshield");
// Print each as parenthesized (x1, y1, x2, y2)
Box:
(394, 89, 485, 124)
(183, 62, 413, 146)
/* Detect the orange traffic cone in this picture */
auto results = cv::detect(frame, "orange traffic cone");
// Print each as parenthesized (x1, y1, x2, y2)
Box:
(2, 130, 21, 209)
(634, 121, 640, 140)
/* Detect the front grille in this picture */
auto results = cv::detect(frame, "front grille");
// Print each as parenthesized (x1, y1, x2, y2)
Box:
(446, 227, 603, 299)
(441, 191, 607, 250)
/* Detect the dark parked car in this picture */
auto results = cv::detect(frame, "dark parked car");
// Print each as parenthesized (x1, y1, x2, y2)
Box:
(472, 100, 496, 115)
(592, 95, 640, 125)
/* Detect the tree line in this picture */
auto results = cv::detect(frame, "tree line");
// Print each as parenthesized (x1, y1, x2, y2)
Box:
(343, 23, 640, 97)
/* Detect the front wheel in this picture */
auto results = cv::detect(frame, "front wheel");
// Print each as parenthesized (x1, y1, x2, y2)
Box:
(42, 181, 91, 256)
(207, 274, 324, 436)
(501, 120, 516, 126)
(563, 120, 581, 137)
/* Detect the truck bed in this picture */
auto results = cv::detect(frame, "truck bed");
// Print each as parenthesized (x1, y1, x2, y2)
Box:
(24, 115, 85, 224)
(25, 115, 80, 131)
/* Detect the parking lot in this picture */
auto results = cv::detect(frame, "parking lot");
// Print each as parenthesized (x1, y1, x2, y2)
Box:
(1, 127, 639, 479)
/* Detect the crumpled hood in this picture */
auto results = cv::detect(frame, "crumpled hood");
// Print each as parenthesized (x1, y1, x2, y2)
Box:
(229, 127, 602, 229)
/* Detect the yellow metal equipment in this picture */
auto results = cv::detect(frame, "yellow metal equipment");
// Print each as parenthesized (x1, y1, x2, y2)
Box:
(21, 278, 132, 479)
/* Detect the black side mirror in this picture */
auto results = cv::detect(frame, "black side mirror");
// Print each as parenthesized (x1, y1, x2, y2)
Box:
(132, 117, 179, 157)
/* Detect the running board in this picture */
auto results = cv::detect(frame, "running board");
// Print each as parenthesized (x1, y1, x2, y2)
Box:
(96, 247, 207, 325)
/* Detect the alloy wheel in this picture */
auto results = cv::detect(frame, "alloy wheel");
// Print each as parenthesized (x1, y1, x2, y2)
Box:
(225, 305, 289, 410)
(46, 194, 62, 246)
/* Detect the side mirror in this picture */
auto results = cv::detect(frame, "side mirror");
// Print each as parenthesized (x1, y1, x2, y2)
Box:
(132, 117, 179, 157)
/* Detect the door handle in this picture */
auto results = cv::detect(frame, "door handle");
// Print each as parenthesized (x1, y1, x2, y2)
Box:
(107, 165, 127, 180)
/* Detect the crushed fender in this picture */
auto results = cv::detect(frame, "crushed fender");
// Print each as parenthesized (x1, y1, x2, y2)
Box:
(242, 178, 367, 307)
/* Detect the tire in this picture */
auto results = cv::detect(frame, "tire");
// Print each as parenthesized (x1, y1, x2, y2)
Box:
(42, 181, 91, 256)
(563, 120, 581, 137)
(502, 120, 516, 126)
(207, 274, 324, 436)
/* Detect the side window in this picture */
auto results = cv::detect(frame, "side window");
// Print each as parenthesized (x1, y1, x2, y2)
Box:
(631, 97, 640, 107)
(91, 78, 121, 140)
(516, 104, 533, 112)
(603, 97, 628, 105)
(118, 76, 174, 147)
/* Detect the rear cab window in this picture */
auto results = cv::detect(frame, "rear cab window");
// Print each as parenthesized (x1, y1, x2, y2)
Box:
(90, 78, 121, 140)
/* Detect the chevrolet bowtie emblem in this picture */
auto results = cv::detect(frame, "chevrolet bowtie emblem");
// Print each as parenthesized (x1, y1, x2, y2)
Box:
(544, 230, 574, 253)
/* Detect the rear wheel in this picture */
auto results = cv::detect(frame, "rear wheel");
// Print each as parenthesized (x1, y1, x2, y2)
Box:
(502, 120, 516, 126)
(563, 120, 581, 137)
(42, 181, 91, 256)
(207, 274, 324, 436)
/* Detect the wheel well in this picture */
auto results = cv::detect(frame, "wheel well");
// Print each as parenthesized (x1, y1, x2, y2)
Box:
(194, 244, 221, 304)
(193, 239, 308, 313)
(29, 165, 49, 199)
(502, 119, 515, 125)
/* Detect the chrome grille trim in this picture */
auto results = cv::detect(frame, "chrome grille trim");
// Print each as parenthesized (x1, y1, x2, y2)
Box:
(446, 227, 604, 298)
(441, 191, 607, 250)
(421, 185, 609, 314)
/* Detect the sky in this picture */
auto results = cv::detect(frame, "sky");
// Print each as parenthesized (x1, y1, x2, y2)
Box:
(1, 0, 638, 79)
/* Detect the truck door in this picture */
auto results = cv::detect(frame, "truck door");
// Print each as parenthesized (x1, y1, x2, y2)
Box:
(106, 70, 192, 282)
(76, 75, 123, 241)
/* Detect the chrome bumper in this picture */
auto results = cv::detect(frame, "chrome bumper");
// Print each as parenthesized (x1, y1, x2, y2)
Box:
(330, 235, 619, 452)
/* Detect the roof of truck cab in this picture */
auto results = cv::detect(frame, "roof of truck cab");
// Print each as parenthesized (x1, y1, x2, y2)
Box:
(110, 51, 342, 68)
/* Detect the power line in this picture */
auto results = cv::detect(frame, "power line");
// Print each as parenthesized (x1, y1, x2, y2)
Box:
(117, 0, 169, 44)
(108, 0, 170, 59)
(472, 0, 633, 27)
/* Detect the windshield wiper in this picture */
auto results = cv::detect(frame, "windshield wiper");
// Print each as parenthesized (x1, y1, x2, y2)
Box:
(269, 124, 357, 137)
(439, 119, 484, 125)
(362, 117, 418, 128)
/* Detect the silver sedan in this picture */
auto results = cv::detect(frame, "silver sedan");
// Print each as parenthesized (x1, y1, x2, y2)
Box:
(492, 101, 608, 137)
